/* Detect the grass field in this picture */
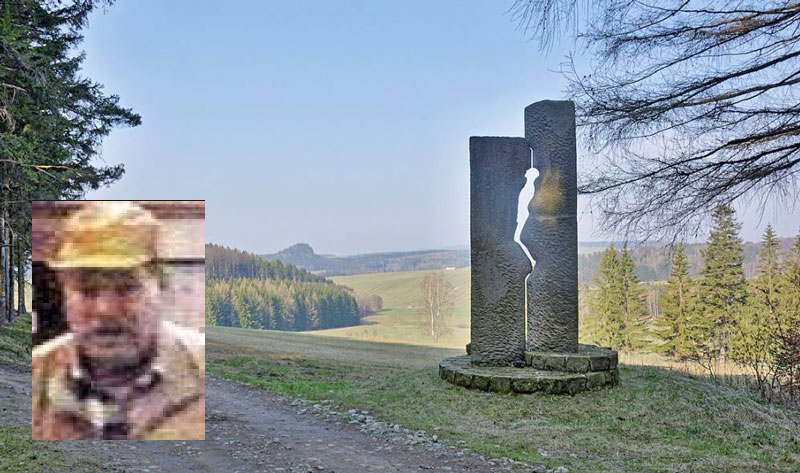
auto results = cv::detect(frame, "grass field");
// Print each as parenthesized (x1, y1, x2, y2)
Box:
(306, 268, 470, 348)
(207, 326, 800, 473)
(0, 313, 69, 473)
(0, 312, 32, 365)
(0, 425, 65, 473)
(315, 270, 750, 377)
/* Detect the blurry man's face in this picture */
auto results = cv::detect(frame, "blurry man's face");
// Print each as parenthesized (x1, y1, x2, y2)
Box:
(60, 266, 159, 367)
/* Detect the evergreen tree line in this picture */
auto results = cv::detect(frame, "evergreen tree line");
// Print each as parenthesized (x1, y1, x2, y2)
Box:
(206, 278, 360, 331)
(206, 244, 361, 331)
(588, 206, 800, 404)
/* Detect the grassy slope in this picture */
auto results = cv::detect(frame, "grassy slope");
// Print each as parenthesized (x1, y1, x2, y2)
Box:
(0, 313, 68, 473)
(0, 312, 32, 366)
(305, 268, 470, 349)
(314, 268, 662, 352)
(0, 282, 34, 367)
(208, 326, 800, 473)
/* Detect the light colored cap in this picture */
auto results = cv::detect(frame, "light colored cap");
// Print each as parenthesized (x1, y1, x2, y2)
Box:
(48, 202, 159, 269)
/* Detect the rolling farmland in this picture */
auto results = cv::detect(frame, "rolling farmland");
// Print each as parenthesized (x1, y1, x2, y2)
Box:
(304, 268, 470, 349)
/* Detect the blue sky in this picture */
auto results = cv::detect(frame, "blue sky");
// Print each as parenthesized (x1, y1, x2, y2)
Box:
(83, 1, 799, 254)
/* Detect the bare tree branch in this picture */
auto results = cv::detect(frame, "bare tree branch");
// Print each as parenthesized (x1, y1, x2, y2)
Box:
(512, 0, 800, 238)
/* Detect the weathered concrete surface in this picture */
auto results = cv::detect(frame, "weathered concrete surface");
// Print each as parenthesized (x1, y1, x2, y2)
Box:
(470, 137, 531, 366)
(522, 100, 579, 353)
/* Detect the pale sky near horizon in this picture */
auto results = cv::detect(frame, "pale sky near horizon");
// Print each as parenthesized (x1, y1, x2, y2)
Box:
(83, 1, 800, 255)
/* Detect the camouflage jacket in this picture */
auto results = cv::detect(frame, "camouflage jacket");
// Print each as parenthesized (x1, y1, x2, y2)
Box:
(32, 321, 204, 440)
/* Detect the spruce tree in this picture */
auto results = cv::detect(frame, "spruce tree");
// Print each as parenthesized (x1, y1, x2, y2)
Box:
(232, 285, 255, 329)
(589, 245, 626, 349)
(0, 1, 141, 324)
(205, 282, 219, 327)
(776, 229, 800, 401)
(619, 244, 647, 348)
(658, 244, 694, 358)
(731, 225, 782, 393)
(752, 224, 783, 338)
(757, 225, 782, 292)
(696, 205, 746, 369)
(780, 230, 800, 323)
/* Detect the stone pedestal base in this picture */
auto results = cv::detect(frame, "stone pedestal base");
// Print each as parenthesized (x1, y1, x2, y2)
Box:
(439, 344, 618, 395)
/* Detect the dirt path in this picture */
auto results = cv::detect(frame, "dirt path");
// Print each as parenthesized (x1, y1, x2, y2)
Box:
(0, 363, 32, 427)
(1, 364, 517, 472)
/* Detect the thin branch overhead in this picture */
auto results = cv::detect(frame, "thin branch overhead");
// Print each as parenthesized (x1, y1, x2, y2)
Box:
(512, 0, 800, 239)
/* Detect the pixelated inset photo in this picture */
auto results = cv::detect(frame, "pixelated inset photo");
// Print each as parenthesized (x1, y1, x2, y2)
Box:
(31, 200, 205, 440)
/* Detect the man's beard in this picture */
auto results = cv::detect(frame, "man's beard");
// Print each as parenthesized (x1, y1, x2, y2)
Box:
(77, 322, 156, 387)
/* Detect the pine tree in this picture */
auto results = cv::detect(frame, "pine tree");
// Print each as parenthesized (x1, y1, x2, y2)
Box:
(619, 244, 647, 348)
(232, 285, 257, 329)
(658, 244, 695, 358)
(758, 225, 782, 289)
(0, 1, 140, 324)
(589, 245, 626, 349)
(776, 229, 800, 401)
(270, 297, 284, 330)
(696, 205, 746, 370)
(205, 282, 219, 327)
(731, 225, 782, 394)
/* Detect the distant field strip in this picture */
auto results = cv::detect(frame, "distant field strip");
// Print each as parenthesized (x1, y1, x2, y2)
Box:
(302, 268, 470, 348)
(333, 268, 470, 309)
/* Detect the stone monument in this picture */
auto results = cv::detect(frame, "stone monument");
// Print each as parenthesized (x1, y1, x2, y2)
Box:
(439, 100, 618, 394)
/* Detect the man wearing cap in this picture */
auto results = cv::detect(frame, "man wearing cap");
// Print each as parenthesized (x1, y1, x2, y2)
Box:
(32, 201, 204, 440)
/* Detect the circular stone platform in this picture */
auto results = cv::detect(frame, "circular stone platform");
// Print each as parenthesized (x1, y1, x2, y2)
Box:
(525, 344, 618, 373)
(439, 345, 618, 395)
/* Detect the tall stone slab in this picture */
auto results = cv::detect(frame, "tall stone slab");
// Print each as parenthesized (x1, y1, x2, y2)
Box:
(469, 137, 531, 365)
(522, 101, 579, 353)
(441, 100, 618, 394)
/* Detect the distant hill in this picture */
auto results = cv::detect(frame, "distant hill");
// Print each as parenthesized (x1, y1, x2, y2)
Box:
(261, 243, 470, 276)
(577, 240, 670, 255)
(207, 243, 330, 283)
(259, 236, 797, 283)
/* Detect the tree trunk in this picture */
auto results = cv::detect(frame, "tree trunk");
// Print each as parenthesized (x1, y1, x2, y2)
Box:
(17, 239, 25, 316)
(7, 226, 13, 321)
(0, 211, 6, 323)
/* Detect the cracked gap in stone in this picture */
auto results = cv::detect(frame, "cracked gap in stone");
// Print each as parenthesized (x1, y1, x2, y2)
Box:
(514, 147, 538, 346)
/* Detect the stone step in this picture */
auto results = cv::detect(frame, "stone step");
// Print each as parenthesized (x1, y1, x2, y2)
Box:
(524, 344, 618, 373)
(439, 355, 618, 395)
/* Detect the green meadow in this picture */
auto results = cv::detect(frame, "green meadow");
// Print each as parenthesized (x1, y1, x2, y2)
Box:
(207, 326, 800, 473)
(306, 268, 471, 348)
